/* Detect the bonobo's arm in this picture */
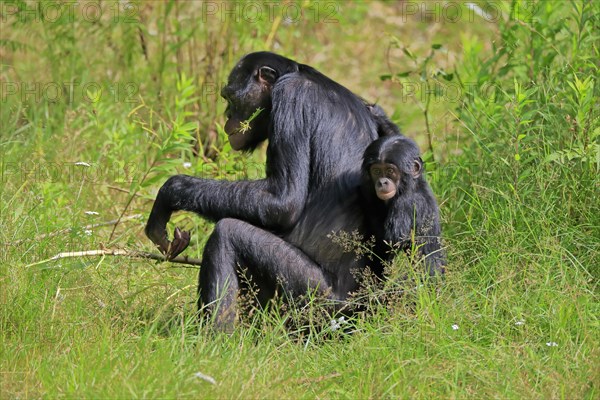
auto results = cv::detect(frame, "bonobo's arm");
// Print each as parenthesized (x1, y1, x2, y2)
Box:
(145, 85, 311, 258)
(383, 196, 414, 246)
(415, 193, 446, 276)
(384, 193, 445, 276)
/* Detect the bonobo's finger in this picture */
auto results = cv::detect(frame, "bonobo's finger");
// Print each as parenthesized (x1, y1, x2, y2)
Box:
(154, 236, 172, 256)
(166, 227, 191, 259)
(174, 227, 191, 243)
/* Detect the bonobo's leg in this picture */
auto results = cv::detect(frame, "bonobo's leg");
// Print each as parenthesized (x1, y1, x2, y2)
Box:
(416, 203, 446, 277)
(419, 236, 446, 277)
(199, 218, 332, 330)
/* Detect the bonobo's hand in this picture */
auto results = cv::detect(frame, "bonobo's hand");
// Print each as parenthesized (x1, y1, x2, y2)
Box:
(167, 227, 191, 259)
(145, 224, 191, 260)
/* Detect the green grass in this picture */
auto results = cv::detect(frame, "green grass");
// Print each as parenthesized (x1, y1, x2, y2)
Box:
(1, 1, 598, 398)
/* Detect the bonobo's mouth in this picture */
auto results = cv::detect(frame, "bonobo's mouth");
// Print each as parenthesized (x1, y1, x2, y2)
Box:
(223, 105, 240, 136)
(376, 190, 396, 201)
(224, 118, 241, 136)
(223, 116, 249, 151)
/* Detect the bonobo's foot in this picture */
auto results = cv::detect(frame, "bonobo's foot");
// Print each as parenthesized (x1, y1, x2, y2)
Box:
(428, 263, 446, 278)
(145, 225, 191, 260)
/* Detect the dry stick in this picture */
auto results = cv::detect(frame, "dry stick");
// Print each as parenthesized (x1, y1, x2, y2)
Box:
(295, 373, 342, 385)
(10, 214, 143, 246)
(25, 248, 202, 268)
(276, 372, 342, 387)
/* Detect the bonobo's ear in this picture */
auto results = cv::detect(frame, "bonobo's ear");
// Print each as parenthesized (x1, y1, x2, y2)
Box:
(258, 66, 278, 85)
(412, 157, 423, 178)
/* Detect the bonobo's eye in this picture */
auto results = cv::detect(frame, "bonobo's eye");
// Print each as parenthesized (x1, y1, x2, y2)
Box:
(386, 167, 395, 176)
(370, 167, 382, 177)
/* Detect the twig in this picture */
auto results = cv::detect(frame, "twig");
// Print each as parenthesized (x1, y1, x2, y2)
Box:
(25, 248, 202, 268)
(296, 373, 342, 385)
(276, 372, 342, 386)
(9, 214, 142, 246)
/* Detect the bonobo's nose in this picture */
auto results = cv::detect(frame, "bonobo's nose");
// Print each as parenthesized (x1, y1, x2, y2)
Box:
(221, 85, 233, 100)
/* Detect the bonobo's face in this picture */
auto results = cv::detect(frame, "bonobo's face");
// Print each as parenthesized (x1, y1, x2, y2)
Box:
(220, 54, 278, 151)
(363, 136, 424, 203)
(369, 163, 401, 201)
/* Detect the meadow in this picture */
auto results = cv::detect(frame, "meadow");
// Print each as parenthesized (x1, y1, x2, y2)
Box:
(1, 1, 598, 398)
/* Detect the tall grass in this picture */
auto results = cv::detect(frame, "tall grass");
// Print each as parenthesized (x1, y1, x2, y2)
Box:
(1, 1, 598, 398)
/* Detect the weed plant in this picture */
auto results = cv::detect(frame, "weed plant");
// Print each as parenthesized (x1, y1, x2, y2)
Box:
(1, 1, 598, 398)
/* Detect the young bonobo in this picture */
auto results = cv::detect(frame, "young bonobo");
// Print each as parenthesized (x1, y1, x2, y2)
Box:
(361, 134, 446, 276)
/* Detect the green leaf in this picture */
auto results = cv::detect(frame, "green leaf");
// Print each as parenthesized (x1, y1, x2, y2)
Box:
(142, 174, 166, 188)
(180, 122, 198, 132)
(402, 47, 416, 60)
(380, 72, 412, 81)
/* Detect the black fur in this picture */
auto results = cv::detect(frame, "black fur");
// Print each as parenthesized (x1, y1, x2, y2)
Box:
(145, 52, 390, 328)
(361, 134, 446, 276)
(367, 104, 402, 137)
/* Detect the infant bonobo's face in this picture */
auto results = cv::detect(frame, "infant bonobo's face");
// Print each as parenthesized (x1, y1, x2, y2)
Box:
(369, 163, 400, 201)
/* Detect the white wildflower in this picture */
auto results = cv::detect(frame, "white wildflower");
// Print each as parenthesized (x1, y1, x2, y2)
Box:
(193, 372, 216, 385)
(74, 161, 91, 167)
(330, 320, 340, 331)
(546, 342, 558, 347)
(452, 324, 459, 331)
(84, 211, 99, 215)
(330, 317, 347, 332)
(515, 320, 525, 326)
(183, 162, 192, 168)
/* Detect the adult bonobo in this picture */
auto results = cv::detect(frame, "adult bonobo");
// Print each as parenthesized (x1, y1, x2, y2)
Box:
(145, 52, 385, 328)
(361, 134, 446, 277)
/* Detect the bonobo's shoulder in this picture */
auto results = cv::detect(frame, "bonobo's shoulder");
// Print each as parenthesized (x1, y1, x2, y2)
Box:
(273, 68, 362, 111)
(273, 72, 317, 93)
(275, 64, 339, 91)
(272, 74, 327, 108)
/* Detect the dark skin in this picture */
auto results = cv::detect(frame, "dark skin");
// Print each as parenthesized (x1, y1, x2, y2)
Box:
(361, 134, 446, 276)
(145, 52, 389, 328)
(369, 162, 404, 201)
